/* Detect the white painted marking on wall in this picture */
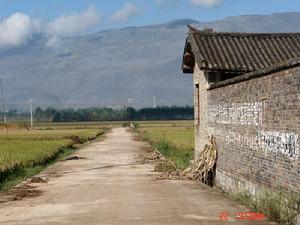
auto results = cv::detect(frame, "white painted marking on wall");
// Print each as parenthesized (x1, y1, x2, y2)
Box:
(209, 102, 263, 126)
(211, 128, 299, 160)
(257, 131, 299, 160)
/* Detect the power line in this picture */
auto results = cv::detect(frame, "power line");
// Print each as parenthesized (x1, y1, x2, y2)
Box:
(0, 98, 192, 103)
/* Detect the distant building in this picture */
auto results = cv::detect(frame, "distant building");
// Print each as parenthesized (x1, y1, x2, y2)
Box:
(182, 27, 300, 194)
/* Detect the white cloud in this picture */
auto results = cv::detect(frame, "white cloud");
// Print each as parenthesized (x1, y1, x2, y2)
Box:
(47, 6, 102, 37)
(190, 0, 223, 7)
(111, 3, 139, 22)
(45, 35, 63, 48)
(0, 13, 40, 48)
(0, 6, 102, 49)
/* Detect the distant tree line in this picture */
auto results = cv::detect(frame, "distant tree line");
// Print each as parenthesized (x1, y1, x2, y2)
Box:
(0, 106, 194, 122)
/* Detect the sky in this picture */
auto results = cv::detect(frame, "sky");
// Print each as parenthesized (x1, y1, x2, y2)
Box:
(0, 0, 299, 48)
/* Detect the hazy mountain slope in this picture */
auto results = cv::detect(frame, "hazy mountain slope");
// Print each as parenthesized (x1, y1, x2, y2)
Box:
(201, 12, 300, 32)
(1, 12, 300, 108)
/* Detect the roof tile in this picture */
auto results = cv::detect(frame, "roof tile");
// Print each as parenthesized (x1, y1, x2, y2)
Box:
(183, 28, 300, 73)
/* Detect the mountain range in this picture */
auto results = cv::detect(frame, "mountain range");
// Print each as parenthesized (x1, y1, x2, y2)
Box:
(2, 12, 300, 109)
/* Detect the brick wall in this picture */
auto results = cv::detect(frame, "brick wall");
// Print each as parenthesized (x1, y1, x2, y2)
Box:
(194, 63, 300, 193)
(193, 65, 209, 155)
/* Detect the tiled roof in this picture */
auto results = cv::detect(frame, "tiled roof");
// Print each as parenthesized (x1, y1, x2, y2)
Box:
(208, 57, 300, 89)
(182, 27, 300, 73)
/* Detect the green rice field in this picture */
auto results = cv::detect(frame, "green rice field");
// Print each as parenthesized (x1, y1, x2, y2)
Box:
(0, 124, 105, 185)
(136, 120, 194, 170)
(0, 120, 194, 189)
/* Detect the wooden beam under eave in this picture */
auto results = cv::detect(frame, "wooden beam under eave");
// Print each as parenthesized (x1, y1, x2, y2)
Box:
(182, 64, 194, 73)
(184, 52, 195, 66)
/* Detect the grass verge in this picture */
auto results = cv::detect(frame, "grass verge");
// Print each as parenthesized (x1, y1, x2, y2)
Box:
(153, 139, 194, 170)
(0, 146, 76, 191)
(232, 190, 300, 225)
(135, 121, 194, 171)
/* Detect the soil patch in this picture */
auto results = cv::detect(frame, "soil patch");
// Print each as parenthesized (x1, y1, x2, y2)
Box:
(0, 184, 42, 203)
(64, 155, 86, 161)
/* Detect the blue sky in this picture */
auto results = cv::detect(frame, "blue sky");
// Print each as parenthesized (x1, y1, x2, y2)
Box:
(0, 0, 299, 29)
(0, 0, 299, 48)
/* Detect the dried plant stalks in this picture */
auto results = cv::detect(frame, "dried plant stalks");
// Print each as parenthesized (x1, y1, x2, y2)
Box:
(144, 136, 217, 183)
(181, 136, 217, 185)
(143, 149, 165, 161)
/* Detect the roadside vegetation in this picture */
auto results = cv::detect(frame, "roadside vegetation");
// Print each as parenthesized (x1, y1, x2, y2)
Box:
(232, 190, 300, 225)
(136, 121, 300, 224)
(136, 121, 194, 170)
(0, 124, 105, 190)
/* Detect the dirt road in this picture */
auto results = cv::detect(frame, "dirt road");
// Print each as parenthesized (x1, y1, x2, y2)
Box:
(0, 128, 275, 225)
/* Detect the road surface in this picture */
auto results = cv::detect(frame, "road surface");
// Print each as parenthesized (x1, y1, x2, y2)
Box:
(0, 128, 276, 225)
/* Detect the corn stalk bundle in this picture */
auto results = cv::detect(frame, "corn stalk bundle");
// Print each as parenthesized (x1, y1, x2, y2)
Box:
(182, 136, 217, 185)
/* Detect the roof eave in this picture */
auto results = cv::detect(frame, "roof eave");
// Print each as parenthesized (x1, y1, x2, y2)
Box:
(182, 36, 195, 74)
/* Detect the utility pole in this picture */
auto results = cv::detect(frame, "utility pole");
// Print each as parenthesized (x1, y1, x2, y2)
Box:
(153, 96, 156, 109)
(0, 78, 6, 123)
(127, 98, 133, 108)
(29, 99, 33, 128)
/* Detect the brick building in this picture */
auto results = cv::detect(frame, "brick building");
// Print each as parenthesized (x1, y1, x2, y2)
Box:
(182, 27, 300, 194)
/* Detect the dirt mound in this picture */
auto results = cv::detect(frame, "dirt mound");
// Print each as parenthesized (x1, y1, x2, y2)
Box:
(0, 184, 42, 203)
(30, 176, 48, 184)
